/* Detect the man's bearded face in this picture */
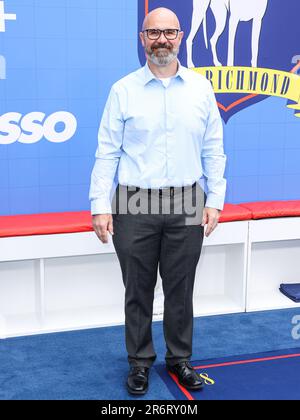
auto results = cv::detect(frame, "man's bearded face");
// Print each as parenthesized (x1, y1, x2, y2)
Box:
(145, 40, 180, 67)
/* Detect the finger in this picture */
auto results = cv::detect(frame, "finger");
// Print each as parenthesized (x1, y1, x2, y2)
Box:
(94, 228, 106, 243)
(96, 223, 108, 243)
(94, 228, 105, 243)
(205, 224, 213, 237)
(100, 228, 108, 243)
(107, 218, 114, 236)
(204, 216, 215, 235)
(201, 211, 208, 227)
(205, 219, 218, 237)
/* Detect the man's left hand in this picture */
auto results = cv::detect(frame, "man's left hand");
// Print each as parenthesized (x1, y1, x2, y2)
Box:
(201, 207, 221, 237)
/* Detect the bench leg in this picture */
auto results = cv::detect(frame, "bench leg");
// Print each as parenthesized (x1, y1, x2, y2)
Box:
(35, 259, 46, 325)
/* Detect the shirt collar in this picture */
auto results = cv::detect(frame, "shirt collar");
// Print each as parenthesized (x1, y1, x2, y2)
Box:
(143, 59, 188, 85)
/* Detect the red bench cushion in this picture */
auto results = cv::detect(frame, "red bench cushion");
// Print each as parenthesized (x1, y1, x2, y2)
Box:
(238, 200, 300, 219)
(218, 203, 252, 222)
(0, 204, 251, 238)
(0, 201, 299, 238)
(0, 211, 93, 238)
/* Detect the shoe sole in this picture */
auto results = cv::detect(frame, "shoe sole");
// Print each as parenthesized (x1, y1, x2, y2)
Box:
(167, 366, 204, 391)
(126, 383, 148, 395)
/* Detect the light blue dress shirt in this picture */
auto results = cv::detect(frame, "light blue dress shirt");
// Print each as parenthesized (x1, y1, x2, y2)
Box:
(89, 60, 227, 214)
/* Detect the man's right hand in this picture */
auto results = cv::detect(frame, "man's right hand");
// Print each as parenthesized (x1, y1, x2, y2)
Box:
(92, 214, 114, 244)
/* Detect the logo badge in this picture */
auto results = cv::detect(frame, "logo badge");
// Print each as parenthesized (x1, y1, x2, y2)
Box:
(138, 0, 300, 122)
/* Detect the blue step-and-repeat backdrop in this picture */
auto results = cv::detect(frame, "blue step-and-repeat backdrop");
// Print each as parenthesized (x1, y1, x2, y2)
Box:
(0, 0, 299, 215)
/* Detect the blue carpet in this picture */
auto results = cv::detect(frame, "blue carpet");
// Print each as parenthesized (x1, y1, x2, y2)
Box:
(1, 308, 300, 400)
(155, 348, 300, 400)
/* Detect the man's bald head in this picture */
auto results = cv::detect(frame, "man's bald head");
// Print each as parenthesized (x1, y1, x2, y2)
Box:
(139, 7, 184, 68)
(142, 7, 180, 31)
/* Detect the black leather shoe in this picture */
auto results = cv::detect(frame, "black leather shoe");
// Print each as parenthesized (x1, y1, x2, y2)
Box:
(126, 366, 149, 395)
(167, 361, 204, 390)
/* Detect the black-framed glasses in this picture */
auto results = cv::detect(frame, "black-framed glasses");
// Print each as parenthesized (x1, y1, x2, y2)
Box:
(143, 28, 180, 40)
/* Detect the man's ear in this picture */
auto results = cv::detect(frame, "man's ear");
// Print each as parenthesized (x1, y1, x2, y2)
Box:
(139, 31, 145, 47)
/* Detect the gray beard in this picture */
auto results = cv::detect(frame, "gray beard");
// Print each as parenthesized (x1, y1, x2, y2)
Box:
(146, 47, 179, 67)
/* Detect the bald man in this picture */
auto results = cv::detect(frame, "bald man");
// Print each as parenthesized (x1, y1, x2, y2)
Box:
(89, 7, 226, 395)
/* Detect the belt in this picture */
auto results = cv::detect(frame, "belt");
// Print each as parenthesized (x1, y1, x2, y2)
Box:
(122, 182, 196, 197)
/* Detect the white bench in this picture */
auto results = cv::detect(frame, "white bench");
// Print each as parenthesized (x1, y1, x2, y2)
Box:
(0, 206, 299, 339)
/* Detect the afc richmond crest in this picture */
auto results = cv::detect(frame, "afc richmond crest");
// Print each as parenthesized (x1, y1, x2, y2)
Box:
(138, 0, 300, 122)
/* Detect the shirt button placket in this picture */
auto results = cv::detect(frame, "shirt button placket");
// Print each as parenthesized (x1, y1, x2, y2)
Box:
(165, 85, 174, 182)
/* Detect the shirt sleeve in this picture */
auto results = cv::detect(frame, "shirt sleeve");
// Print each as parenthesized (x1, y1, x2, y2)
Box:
(201, 83, 227, 211)
(89, 85, 124, 215)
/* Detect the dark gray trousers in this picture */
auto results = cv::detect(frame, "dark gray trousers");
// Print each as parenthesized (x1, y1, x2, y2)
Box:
(112, 183, 206, 368)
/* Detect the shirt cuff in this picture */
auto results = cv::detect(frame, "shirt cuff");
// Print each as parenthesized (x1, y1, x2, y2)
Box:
(205, 193, 225, 211)
(91, 198, 112, 215)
